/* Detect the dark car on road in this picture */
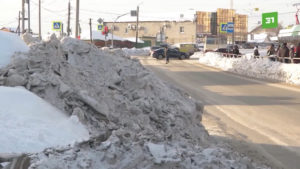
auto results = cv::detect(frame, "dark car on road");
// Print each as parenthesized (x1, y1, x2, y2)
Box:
(149, 46, 162, 56)
(152, 48, 188, 60)
(215, 45, 240, 54)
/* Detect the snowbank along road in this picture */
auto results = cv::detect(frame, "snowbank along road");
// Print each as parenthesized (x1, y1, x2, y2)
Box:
(138, 56, 300, 169)
(0, 34, 272, 169)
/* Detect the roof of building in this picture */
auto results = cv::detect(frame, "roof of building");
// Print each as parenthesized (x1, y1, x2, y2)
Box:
(80, 30, 144, 43)
(278, 25, 300, 37)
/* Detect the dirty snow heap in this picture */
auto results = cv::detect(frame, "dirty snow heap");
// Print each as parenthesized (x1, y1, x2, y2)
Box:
(0, 35, 270, 169)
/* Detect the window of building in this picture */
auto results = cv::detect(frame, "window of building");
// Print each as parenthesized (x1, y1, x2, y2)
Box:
(112, 26, 119, 31)
(180, 26, 184, 33)
(125, 28, 128, 33)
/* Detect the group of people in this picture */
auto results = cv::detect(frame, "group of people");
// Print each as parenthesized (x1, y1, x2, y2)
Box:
(265, 43, 300, 62)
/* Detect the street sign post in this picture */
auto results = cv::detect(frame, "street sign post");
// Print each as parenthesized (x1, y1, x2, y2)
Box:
(227, 22, 234, 33)
(97, 24, 103, 31)
(220, 23, 227, 33)
(131, 10, 137, 16)
(262, 12, 278, 29)
(52, 21, 62, 31)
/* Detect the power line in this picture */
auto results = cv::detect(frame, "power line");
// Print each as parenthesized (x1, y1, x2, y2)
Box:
(80, 9, 123, 16)
(31, 1, 67, 14)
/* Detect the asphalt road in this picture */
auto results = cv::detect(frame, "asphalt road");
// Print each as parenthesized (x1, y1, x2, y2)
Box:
(138, 56, 300, 169)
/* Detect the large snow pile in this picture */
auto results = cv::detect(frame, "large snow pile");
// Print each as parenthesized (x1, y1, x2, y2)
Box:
(0, 86, 89, 154)
(0, 36, 270, 169)
(196, 52, 300, 85)
(0, 31, 29, 68)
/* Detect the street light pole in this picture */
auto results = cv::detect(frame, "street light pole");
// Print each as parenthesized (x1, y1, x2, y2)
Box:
(22, 0, 25, 33)
(28, 0, 31, 33)
(75, 0, 80, 38)
(111, 12, 129, 48)
(135, 5, 139, 48)
(39, 0, 41, 39)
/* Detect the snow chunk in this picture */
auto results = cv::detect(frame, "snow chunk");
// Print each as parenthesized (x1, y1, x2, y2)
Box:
(0, 31, 29, 68)
(0, 86, 89, 154)
(146, 143, 180, 164)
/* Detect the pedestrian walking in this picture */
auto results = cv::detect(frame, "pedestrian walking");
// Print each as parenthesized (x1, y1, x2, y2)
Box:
(267, 44, 276, 56)
(278, 43, 289, 62)
(253, 45, 260, 58)
(165, 47, 169, 64)
(290, 45, 295, 58)
(295, 42, 300, 58)
(233, 45, 240, 55)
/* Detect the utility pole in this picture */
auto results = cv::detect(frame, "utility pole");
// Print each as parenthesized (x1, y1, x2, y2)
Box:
(27, 0, 30, 33)
(22, 0, 25, 33)
(112, 12, 129, 48)
(67, 0, 71, 36)
(75, 0, 80, 38)
(160, 27, 163, 43)
(38, 0, 41, 39)
(89, 18, 93, 43)
(18, 11, 21, 36)
(232, 17, 235, 45)
(61, 23, 64, 37)
(135, 5, 139, 48)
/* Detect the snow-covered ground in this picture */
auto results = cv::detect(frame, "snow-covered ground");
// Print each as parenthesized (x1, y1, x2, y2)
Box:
(0, 86, 89, 154)
(0, 31, 271, 169)
(0, 31, 29, 68)
(194, 52, 300, 85)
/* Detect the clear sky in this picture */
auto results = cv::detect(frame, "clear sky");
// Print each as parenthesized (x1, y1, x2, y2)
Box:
(0, 0, 297, 37)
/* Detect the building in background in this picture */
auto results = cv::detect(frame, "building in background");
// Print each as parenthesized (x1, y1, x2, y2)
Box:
(0, 27, 17, 33)
(106, 21, 196, 47)
(196, 8, 248, 44)
(248, 24, 282, 43)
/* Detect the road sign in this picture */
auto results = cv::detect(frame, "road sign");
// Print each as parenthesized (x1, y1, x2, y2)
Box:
(52, 21, 62, 31)
(262, 12, 278, 29)
(220, 23, 227, 33)
(227, 22, 234, 33)
(98, 24, 103, 31)
(131, 10, 137, 16)
(97, 18, 104, 24)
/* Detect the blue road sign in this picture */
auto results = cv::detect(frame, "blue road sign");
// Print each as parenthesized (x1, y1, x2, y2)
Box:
(98, 24, 103, 31)
(227, 22, 234, 33)
(52, 21, 62, 31)
(220, 23, 227, 33)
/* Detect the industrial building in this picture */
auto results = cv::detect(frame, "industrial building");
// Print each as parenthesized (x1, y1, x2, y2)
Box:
(196, 8, 248, 44)
(105, 21, 196, 47)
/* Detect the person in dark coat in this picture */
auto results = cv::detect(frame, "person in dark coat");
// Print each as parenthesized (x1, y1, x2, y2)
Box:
(267, 44, 276, 56)
(295, 42, 300, 58)
(278, 43, 289, 62)
(165, 47, 169, 64)
(253, 46, 260, 58)
(233, 45, 240, 55)
(290, 45, 295, 58)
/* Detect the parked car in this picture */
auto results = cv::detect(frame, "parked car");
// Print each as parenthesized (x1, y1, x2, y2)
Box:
(149, 46, 163, 56)
(215, 46, 233, 53)
(215, 45, 238, 53)
(152, 48, 188, 60)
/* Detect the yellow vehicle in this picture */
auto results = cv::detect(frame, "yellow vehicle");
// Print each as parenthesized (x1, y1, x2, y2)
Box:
(175, 43, 198, 57)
